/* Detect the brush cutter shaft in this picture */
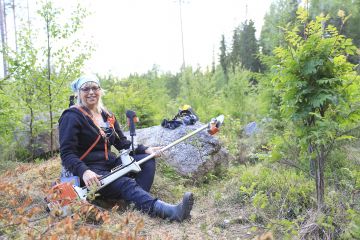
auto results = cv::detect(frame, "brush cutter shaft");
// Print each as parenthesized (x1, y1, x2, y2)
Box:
(47, 115, 224, 214)
(138, 114, 224, 166)
(137, 123, 208, 165)
(97, 115, 224, 191)
(92, 123, 209, 192)
(53, 115, 224, 203)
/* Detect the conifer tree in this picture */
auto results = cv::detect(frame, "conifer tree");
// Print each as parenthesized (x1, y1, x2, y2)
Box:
(230, 27, 241, 73)
(260, 0, 299, 56)
(219, 34, 229, 83)
(238, 20, 261, 72)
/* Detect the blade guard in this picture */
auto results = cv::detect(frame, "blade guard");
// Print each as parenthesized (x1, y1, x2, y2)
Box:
(208, 115, 224, 135)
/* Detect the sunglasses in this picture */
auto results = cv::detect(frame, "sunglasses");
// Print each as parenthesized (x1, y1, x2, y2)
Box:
(80, 86, 101, 93)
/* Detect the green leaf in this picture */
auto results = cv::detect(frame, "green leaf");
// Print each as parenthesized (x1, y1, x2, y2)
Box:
(309, 93, 333, 108)
(317, 78, 338, 85)
(302, 59, 323, 76)
(335, 135, 356, 141)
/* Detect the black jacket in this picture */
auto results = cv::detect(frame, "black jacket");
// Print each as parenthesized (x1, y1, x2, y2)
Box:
(58, 107, 146, 178)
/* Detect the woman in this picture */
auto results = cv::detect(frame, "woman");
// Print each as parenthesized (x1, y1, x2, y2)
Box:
(58, 74, 193, 222)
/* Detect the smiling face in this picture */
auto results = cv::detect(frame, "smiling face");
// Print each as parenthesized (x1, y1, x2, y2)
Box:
(79, 81, 102, 109)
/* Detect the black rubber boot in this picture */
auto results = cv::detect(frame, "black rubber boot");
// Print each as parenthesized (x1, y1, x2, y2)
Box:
(153, 192, 194, 222)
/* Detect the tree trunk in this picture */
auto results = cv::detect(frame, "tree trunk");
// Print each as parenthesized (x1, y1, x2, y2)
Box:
(12, 0, 17, 52)
(2, 0, 6, 43)
(0, 0, 7, 76)
(29, 106, 34, 162)
(46, 13, 54, 157)
(315, 145, 325, 209)
(48, 84, 54, 157)
(308, 144, 315, 177)
(26, 0, 30, 33)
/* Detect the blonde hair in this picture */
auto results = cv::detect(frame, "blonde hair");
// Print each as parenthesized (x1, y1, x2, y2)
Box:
(76, 86, 106, 113)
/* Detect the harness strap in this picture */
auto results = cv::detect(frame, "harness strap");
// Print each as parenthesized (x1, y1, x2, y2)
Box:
(74, 105, 109, 160)
(103, 109, 121, 140)
(79, 135, 101, 161)
(107, 113, 116, 128)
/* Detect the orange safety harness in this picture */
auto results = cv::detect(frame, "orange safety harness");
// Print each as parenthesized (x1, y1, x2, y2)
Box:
(73, 105, 116, 161)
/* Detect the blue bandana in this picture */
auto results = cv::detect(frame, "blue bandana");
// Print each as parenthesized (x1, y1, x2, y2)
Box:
(71, 74, 100, 92)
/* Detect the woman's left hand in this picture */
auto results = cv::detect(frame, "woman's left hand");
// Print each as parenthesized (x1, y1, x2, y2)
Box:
(145, 146, 164, 157)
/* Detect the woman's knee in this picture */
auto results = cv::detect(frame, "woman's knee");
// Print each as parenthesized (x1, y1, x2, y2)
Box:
(133, 154, 156, 172)
(142, 158, 156, 171)
(99, 176, 135, 197)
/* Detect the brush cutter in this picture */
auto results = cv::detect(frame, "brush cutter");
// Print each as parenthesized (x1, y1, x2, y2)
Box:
(46, 114, 224, 214)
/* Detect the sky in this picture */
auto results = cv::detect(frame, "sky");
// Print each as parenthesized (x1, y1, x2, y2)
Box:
(1, 0, 273, 79)
(81, 0, 273, 78)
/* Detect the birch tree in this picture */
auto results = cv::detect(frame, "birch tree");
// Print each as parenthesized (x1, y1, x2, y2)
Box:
(3, 0, 92, 160)
(37, 0, 92, 156)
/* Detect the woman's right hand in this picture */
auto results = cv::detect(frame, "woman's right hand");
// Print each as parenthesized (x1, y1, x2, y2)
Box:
(82, 170, 102, 188)
(145, 146, 164, 157)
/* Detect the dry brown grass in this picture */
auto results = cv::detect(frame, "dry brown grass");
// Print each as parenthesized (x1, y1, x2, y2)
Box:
(0, 157, 272, 239)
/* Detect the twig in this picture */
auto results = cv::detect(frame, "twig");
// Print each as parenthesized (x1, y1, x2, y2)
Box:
(278, 159, 313, 178)
(0, 214, 48, 229)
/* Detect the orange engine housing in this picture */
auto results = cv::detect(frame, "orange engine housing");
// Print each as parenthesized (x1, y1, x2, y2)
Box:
(46, 182, 79, 207)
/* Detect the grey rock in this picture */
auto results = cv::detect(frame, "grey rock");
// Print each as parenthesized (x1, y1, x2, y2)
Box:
(14, 126, 60, 158)
(125, 122, 229, 178)
(244, 121, 258, 136)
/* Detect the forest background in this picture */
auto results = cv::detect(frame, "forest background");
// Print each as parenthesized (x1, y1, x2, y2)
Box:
(0, 0, 360, 239)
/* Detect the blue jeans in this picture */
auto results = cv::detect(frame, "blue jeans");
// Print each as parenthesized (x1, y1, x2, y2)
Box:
(132, 154, 156, 192)
(94, 154, 157, 213)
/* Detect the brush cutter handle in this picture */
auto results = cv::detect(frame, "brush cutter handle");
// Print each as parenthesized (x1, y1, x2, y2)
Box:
(126, 110, 138, 136)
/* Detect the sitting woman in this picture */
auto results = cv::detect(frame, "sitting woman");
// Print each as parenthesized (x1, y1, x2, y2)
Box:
(58, 74, 193, 222)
